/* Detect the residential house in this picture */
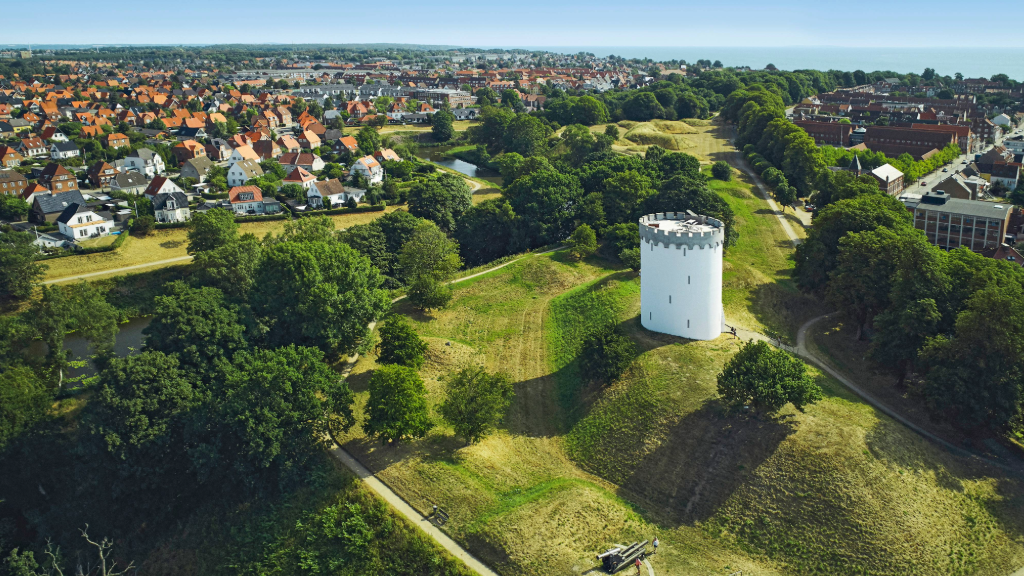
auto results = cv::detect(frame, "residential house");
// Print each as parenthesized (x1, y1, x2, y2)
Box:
(228, 144, 260, 165)
(18, 136, 47, 157)
(40, 127, 68, 142)
(0, 169, 28, 198)
(125, 148, 166, 178)
(870, 164, 904, 195)
(57, 203, 113, 241)
(0, 146, 24, 168)
(206, 138, 233, 161)
(50, 142, 80, 160)
(152, 191, 191, 223)
(452, 108, 480, 121)
(252, 140, 282, 160)
(109, 171, 148, 195)
(976, 147, 1014, 174)
(283, 166, 317, 190)
(373, 148, 401, 163)
(902, 191, 1012, 251)
(279, 152, 325, 173)
(104, 132, 130, 149)
(227, 159, 264, 187)
(38, 163, 79, 193)
(350, 155, 383, 184)
(992, 113, 1013, 127)
(21, 183, 49, 204)
(180, 156, 215, 183)
(31, 189, 87, 223)
(86, 161, 118, 188)
(333, 135, 359, 155)
(981, 243, 1024, 267)
(991, 163, 1020, 190)
(297, 129, 321, 149)
(307, 178, 364, 208)
(172, 139, 206, 164)
(227, 185, 280, 215)
(277, 135, 301, 154)
(143, 175, 185, 198)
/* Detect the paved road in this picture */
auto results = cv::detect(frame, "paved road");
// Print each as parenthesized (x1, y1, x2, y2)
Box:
(42, 255, 194, 284)
(328, 445, 499, 576)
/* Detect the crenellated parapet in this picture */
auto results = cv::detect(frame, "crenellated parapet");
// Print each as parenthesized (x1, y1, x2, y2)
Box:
(639, 212, 725, 250)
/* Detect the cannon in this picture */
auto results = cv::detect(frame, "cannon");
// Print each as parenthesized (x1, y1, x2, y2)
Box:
(596, 540, 648, 573)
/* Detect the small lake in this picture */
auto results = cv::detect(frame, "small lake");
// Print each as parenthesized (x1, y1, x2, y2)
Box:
(415, 146, 502, 185)
(26, 316, 152, 380)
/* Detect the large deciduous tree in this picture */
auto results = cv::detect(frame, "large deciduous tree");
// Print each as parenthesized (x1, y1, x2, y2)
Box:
(376, 315, 428, 368)
(408, 173, 472, 235)
(186, 208, 238, 254)
(363, 364, 433, 445)
(399, 221, 462, 310)
(0, 228, 45, 301)
(439, 367, 514, 445)
(253, 240, 390, 358)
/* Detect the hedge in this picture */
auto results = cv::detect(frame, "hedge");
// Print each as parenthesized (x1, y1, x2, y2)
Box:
(202, 191, 229, 200)
(293, 204, 386, 217)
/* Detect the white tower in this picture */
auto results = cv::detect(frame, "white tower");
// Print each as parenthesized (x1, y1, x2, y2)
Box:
(639, 211, 725, 341)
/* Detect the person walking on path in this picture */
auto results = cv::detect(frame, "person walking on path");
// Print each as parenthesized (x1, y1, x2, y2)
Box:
(635, 557, 642, 575)
(652, 537, 659, 554)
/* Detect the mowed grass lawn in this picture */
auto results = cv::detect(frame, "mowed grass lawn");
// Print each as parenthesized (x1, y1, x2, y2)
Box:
(42, 206, 406, 282)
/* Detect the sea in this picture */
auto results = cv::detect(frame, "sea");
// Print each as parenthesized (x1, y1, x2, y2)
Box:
(506, 46, 1024, 82)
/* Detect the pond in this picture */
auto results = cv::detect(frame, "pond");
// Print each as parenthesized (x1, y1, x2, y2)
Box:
(415, 146, 502, 185)
(26, 316, 152, 381)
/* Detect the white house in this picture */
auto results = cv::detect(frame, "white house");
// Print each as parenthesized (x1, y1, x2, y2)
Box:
(152, 191, 191, 223)
(50, 142, 80, 160)
(307, 178, 365, 208)
(143, 176, 185, 198)
(350, 155, 383, 185)
(227, 159, 264, 187)
(125, 148, 166, 178)
(993, 113, 1013, 127)
(283, 166, 317, 190)
(228, 186, 267, 214)
(57, 203, 113, 241)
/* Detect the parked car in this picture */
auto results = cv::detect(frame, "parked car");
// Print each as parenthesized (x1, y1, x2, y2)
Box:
(942, 168, 948, 172)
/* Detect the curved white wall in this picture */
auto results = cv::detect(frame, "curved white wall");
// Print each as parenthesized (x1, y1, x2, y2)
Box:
(639, 216, 724, 341)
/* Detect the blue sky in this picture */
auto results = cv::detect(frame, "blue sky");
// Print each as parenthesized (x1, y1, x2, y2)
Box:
(4, 0, 1023, 47)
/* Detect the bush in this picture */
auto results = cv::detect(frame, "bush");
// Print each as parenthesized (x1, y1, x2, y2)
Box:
(131, 215, 155, 236)
(711, 161, 732, 181)
(717, 340, 822, 415)
(619, 247, 641, 271)
(580, 326, 637, 384)
(292, 204, 385, 217)
(376, 316, 428, 368)
(566, 224, 597, 260)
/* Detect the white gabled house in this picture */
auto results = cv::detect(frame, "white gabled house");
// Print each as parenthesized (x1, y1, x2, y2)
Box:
(227, 159, 264, 187)
(307, 178, 364, 209)
(152, 191, 191, 223)
(142, 175, 184, 198)
(50, 142, 80, 160)
(57, 203, 113, 241)
(228, 144, 260, 165)
(125, 148, 166, 178)
(227, 185, 282, 215)
(350, 155, 383, 185)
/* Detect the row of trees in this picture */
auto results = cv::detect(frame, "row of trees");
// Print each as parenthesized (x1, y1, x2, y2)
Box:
(794, 193, 1024, 433)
